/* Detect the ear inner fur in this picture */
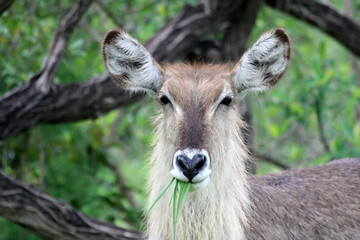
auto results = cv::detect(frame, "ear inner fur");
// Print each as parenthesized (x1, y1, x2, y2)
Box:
(232, 28, 291, 93)
(102, 30, 163, 95)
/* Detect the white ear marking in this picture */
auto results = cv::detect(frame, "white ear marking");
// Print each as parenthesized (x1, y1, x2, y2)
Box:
(102, 30, 163, 96)
(232, 28, 291, 93)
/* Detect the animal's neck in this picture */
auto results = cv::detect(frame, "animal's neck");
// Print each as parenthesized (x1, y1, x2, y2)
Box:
(147, 115, 250, 240)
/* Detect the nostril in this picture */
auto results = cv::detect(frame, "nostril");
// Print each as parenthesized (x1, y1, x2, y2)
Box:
(193, 154, 207, 171)
(195, 158, 206, 170)
(176, 155, 189, 171)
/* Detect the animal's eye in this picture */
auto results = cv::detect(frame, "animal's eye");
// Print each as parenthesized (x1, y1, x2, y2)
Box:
(219, 96, 233, 106)
(159, 95, 170, 105)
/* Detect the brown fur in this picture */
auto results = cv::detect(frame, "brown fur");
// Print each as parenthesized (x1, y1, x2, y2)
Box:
(102, 29, 360, 240)
(148, 64, 360, 239)
(162, 63, 233, 150)
(247, 158, 360, 240)
(147, 63, 250, 240)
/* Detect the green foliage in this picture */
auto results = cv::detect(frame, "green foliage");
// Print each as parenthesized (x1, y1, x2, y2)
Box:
(174, 180, 191, 223)
(147, 178, 175, 216)
(1, 0, 360, 239)
(253, 6, 360, 173)
(147, 177, 191, 240)
(1, 1, 196, 237)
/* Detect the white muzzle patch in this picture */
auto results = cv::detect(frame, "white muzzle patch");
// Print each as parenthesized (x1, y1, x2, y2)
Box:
(170, 148, 211, 189)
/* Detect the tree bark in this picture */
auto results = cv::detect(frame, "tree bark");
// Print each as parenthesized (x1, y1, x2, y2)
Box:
(266, 0, 360, 57)
(0, 0, 94, 141)
(0, 0, 252, 141)
(35, 0, 93, 94)
(0, 74, 143, 140)
(1, 0, 360, 238)
(0, 171, 143, 240)
(222, 0, 262, 174)
(0, 0, 15, 15)
(253, 152, 290, 170)
(2, 0, 360, 141)
(222, 0, 261, 62)
(146, 0, 248, 62)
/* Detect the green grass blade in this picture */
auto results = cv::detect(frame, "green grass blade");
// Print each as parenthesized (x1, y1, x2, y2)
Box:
(176, 181, 191, 222)
(146, 177, 191, 240)
(146, 177, 175, 216)
(173, 180, 179, 240)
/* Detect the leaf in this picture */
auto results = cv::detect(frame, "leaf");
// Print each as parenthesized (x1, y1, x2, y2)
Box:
(354, 124, 360, 145)
(319, 41, 326, 61)
(158, 4, 167, 18)
(268, 122, 280, 138)
(350, 86, 360, 99)
(341, 119, 354, 144)
(173, 180, 178, 240)
(306, 68, 334, 90)
(278, 118, 292, 135)
(267, 105, 280, 118)
(176, 181, 191, 221)
(172, 179, 191, 240)
(146, 177, 175, 216)
(311, 154, 332, 166)
(289, 102, 304, 117)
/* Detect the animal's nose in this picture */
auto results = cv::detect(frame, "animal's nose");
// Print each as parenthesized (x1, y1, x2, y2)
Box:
(176, 154, 207, 182)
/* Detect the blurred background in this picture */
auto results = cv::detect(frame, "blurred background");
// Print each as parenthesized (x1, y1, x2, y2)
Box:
(0, 0, 359, 239)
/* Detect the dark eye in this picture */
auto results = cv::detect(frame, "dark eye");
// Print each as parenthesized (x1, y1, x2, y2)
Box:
(159, 95, 170, 105)
(220, 96, 233, 106)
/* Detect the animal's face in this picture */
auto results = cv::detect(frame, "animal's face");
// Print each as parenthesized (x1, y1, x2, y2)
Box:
(102, 29, 291, 190)
(158, 64, 235, 189)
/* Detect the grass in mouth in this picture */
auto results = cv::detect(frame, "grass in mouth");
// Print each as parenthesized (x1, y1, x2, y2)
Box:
(147, 177, 191, 240)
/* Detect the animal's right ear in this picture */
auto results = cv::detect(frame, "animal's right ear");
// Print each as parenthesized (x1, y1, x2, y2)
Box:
(102, 30, 163, 96)
(231, 29, 291, 93)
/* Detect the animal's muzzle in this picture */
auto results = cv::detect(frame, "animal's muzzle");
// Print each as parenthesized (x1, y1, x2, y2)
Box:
(176, 153, 207, 182)
(170, 148, 211, 183)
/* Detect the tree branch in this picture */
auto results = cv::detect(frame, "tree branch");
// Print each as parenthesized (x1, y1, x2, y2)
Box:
(0, 0, 15, 15)
(0, 74, 143, 141)
(109, 161, 140, 211)
(146, 0, 248, 62)
(95, 0, 122, 28)
(3, 0, 359, 238)
(314, 97, 331, 153)
(1, 0, 249, 141)
(2, 0, 360, 141)
(253, 152, 290, 170)
(80, 20, 103, 42)
(222, 0, 262, 174)
(103, 111, 141, 216)
(266, 0, 360, 57)
(0, 171, 143, 240)
(35, 0, 93, 93)
(0, 0, 94, 141)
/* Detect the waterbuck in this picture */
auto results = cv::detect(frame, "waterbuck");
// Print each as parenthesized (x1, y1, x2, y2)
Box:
(102, 29, 360, 240)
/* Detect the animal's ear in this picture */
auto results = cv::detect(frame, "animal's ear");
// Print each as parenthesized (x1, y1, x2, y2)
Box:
(102, 30, 163, 96)
(232, 29, 291, 93)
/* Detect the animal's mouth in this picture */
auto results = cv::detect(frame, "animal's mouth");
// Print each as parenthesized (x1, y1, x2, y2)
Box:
(189, 176, 210, 191)
(169, 175, 211, 191)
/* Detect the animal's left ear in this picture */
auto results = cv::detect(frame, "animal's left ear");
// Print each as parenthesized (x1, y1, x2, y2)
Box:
(232, 29, 291, 93)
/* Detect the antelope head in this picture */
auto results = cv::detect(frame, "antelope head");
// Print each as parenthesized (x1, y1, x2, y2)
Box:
(102, 29, 291, 190)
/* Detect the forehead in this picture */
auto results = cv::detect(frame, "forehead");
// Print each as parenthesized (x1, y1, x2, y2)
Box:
(161, 63, 233, 104)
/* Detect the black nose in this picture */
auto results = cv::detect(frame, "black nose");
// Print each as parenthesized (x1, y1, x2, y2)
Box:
(176, 154, 207, 181)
